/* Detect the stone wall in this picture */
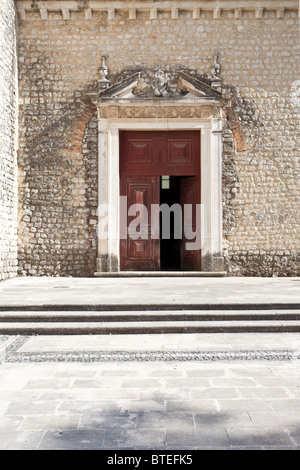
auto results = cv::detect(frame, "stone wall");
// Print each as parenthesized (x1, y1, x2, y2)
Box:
(0, 0, 18, 281)
(16, 5, 299, 276)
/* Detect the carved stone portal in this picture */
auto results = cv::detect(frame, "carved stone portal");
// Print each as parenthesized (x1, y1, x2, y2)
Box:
(95, 59, 225, 274)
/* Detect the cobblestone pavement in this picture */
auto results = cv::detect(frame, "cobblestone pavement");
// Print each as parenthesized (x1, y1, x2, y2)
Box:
(0, 333, 300, 450)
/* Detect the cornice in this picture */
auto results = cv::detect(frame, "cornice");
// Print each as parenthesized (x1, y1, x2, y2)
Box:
(14, 1, 299, 21)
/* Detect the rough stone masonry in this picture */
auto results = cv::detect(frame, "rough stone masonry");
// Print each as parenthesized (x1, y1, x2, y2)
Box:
(0, 1, 299, 278)
(0, 0, 18, 281)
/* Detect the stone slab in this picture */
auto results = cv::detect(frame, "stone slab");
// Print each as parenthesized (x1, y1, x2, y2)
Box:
(0, 359, 299, 449)
(16, 332, 300, 353)
(0, 276, 299, 307)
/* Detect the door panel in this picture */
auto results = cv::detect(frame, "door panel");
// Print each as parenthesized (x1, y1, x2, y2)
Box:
(180, 176, 201, 271)
(167, 139, 193, 166)
(127, 138, 154, 165)
(120, 175, 160, 271)
(120, 131, 200, 176)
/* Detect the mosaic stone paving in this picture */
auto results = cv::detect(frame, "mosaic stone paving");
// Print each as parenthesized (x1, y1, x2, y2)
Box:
(1, 336, 300, 363)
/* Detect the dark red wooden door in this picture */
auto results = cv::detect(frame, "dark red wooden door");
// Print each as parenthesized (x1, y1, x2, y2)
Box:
(180, 176, 201, 271)
(120, 175, 160, 271)
(120, 131, 200, 176)
(120, 131, 201, 271)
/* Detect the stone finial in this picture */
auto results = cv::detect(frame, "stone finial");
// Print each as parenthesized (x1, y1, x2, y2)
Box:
(211, 51, 221, 79)
(98, 55, 110, 91)
(99, 55, 109, 82)
(210, 51, 222, 92)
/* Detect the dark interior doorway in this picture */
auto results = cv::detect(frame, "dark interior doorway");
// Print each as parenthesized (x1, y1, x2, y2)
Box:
(160, 176, 181, 271)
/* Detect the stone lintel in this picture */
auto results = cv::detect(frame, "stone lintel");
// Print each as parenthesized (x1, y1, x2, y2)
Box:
(97, 100, 219, 107)
(95, 100, 219, 121)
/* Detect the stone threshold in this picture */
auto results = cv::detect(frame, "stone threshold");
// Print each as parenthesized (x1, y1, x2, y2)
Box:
(94, 271, 227, 277)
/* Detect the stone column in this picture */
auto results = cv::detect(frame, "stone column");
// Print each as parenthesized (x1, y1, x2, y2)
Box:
(96, 114, 120, 273)
(96, 113, 109, 272)
(107, 127, 120, 272)
(201, 115, 224, 272)
(211, 115, 224, 271)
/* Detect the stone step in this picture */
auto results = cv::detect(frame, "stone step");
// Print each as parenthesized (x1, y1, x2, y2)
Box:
(0, 309, 300, 322)
(1, 319, 300, 334)
(0, 303, 299, 312)
(94, 271, 227, 277)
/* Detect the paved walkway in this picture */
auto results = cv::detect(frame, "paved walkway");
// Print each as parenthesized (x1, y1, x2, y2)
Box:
(0, 332, 300, 450)
(0, 276, 299, 307)
(0, 276, 299, 450)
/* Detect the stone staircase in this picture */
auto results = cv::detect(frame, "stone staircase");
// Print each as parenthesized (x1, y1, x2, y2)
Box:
(0, 303, 299, 334)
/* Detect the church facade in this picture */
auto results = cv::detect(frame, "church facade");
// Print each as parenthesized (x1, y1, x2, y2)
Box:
(0, 0, 299, 279)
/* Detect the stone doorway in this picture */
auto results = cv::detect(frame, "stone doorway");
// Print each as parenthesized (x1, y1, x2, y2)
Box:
(119, 131, 201, 272)
(94, 68, 225, 275)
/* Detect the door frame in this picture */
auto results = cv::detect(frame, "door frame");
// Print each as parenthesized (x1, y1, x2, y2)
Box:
(95, 112, 224, 273)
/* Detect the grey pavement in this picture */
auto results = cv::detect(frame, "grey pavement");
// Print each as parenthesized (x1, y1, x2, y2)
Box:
(0, 276, 299, 307)
(0, 276, 299, 450)
(0, 332, 300, 450)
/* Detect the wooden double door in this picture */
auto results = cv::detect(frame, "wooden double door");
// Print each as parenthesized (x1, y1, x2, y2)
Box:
(120, 131, 201, 271)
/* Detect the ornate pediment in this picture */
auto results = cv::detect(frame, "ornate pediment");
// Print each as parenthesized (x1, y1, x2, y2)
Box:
(98, 57, 223, 103)
(99, 72, 141, 99)
(178, 72, 222, 100)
